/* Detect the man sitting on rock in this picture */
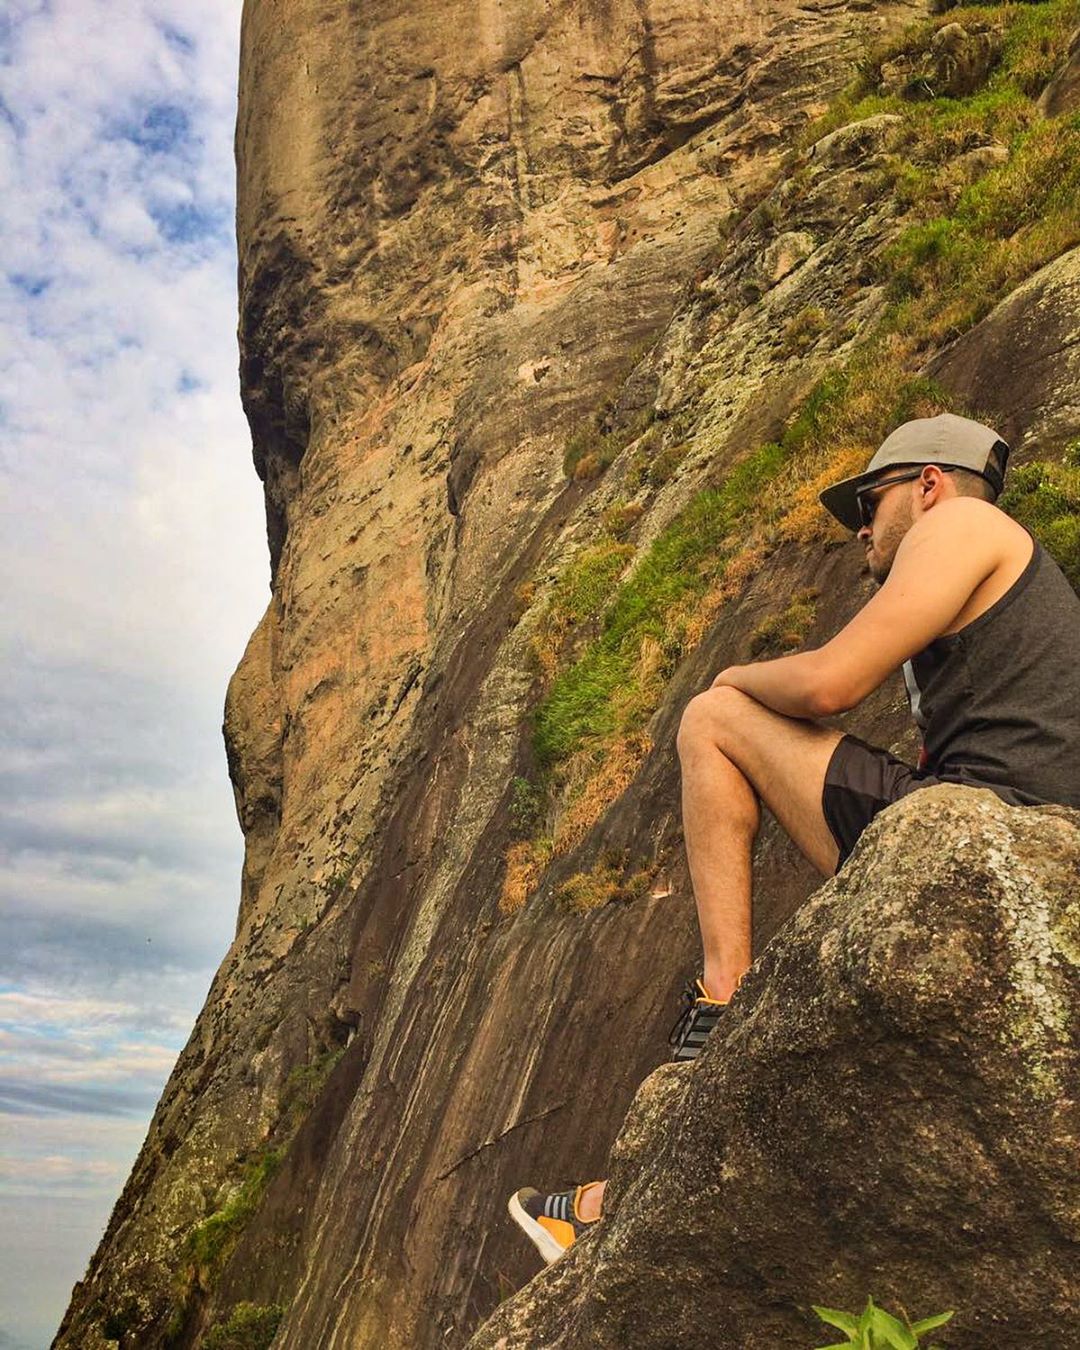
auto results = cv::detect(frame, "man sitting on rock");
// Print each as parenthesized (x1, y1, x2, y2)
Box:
(508, 412, 1080, 1266)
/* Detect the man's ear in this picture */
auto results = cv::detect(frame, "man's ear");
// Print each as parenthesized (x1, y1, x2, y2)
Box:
(919, 464, 945, 503)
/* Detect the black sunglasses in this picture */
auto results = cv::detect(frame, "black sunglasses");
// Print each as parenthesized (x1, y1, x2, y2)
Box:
(854, 466, 958, 530)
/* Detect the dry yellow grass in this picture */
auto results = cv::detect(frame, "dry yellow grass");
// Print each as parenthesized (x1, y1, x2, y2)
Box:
(551, 731, 652, 856)
(554, 866, 623, 914)
(774, 444, 868, 544)
(679, 542, 770, 651)
(498, 838, 552, 914)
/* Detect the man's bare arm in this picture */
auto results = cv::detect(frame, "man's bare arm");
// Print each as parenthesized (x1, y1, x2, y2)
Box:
(710, 648, 838, 719)
(712, 499, 1011, 718)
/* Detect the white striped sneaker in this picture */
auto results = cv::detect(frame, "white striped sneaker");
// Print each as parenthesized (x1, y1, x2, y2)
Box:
(668, 977, 728, 1061)
(507, 1182, 602, 1264)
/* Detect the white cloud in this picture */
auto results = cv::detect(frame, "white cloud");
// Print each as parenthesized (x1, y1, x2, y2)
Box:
(0, 1151, 127, 1191)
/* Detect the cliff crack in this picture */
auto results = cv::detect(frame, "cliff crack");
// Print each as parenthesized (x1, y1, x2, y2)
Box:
(434, 1098, 574, 1182)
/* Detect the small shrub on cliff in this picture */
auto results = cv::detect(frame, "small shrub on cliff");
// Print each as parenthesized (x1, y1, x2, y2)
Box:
(781, 305, 829, 355)
(602, 498, 645, 538)
(814, 1297, 953, 1349)
(564, 407, 653, 481)
(281, 1047, 344, 1131)
(204, 1302, 285, 1350)
(508, 775, 545, 835)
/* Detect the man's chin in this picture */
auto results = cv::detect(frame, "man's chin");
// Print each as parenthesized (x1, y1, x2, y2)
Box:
(865, 550, 890, 585)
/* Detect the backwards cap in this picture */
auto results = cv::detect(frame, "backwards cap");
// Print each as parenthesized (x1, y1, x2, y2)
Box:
(818, 412, 1010, 532)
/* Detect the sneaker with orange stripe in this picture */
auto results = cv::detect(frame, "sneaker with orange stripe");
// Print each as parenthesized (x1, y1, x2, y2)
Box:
(507, 1181, 602, 1264)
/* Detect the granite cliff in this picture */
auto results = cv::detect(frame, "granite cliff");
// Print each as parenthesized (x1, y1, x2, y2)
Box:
(55, 1, 1080, 1347)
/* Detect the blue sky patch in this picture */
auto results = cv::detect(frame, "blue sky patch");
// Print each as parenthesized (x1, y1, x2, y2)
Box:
(151, 199, 229, 245)
(117, 102, 191, 155)
(160, 23, 196, 57)
(1, 1, 263, 1341)
(7, 273, 50, 298)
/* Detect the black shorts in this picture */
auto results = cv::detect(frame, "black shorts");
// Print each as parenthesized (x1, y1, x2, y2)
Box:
(822, 734, 941, 869)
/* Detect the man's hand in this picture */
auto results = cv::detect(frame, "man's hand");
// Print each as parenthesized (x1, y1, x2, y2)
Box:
(709, 654, 834, 719)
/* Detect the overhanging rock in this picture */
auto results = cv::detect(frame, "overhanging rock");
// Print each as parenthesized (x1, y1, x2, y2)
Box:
(470, 786, 1080, 1349)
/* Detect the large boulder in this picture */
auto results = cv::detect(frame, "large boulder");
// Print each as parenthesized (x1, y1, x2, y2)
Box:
(470, 786, 1080, 1349)
(880, 22, 1004, 101)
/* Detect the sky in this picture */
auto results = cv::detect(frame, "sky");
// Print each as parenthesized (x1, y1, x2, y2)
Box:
(0, 2, 267, 1346)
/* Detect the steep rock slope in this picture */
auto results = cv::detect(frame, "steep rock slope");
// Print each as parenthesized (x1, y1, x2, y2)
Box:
(54, 2, 1080, 1347)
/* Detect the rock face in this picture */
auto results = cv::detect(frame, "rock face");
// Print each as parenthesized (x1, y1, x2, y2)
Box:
(53, 3, 1080, 1348)
(470, 787, 1080, 1349)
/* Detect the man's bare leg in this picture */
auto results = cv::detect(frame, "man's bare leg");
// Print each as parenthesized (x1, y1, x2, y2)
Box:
(678, 684, 842, 999)
(574, 687, 845, 1224)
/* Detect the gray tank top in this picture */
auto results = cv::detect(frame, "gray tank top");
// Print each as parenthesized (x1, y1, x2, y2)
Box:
(902, 534, 1080, 808)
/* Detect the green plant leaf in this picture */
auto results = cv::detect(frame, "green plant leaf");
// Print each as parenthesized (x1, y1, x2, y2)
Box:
(911, 1311, 954, 1335)
(870, 1305, 917, 1350)
(813, 1307, 860, 1336)
(818, 1343, 857, 1350)
(858, 1299, 876, 1335)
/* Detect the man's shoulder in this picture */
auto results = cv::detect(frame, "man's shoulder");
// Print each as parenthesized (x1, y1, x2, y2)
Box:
(912, 497, 1028, 553)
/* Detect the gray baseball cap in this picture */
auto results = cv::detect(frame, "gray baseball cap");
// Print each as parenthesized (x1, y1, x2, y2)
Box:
(819, 412, 1010, 531)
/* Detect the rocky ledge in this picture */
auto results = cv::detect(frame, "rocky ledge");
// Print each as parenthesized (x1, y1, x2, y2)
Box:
(471, 786, 1080, 1349)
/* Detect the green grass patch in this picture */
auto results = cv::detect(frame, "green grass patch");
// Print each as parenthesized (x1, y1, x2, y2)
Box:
(801, 1, 1080, 149)
(999, 449, 1080, 590)
(997, 0, 1080, 96)
(205, 1303, 286, 1350)
(884, 114, 1080, 341)
(532, 441, 787, 766)
(182, 1150, 285, 1285)
(802, 5, 1080, 350)
(532, 539, 635, 681)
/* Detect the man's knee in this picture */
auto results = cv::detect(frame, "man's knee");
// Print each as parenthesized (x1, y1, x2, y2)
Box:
(676, 685, 759, 757)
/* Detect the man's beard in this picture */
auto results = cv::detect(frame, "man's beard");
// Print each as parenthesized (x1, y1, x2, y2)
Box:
(867, 499, 913, 585)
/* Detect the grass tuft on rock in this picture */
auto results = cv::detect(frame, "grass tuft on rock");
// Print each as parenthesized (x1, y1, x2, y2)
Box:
(748, 588, 820, 657)
(554, 858, 655, 914)
(204, 1302, 286, 1350)
(182, 1151, 285, 1289)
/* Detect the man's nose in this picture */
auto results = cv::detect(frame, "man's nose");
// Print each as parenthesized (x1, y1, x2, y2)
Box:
(857, 524, 872, 544)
